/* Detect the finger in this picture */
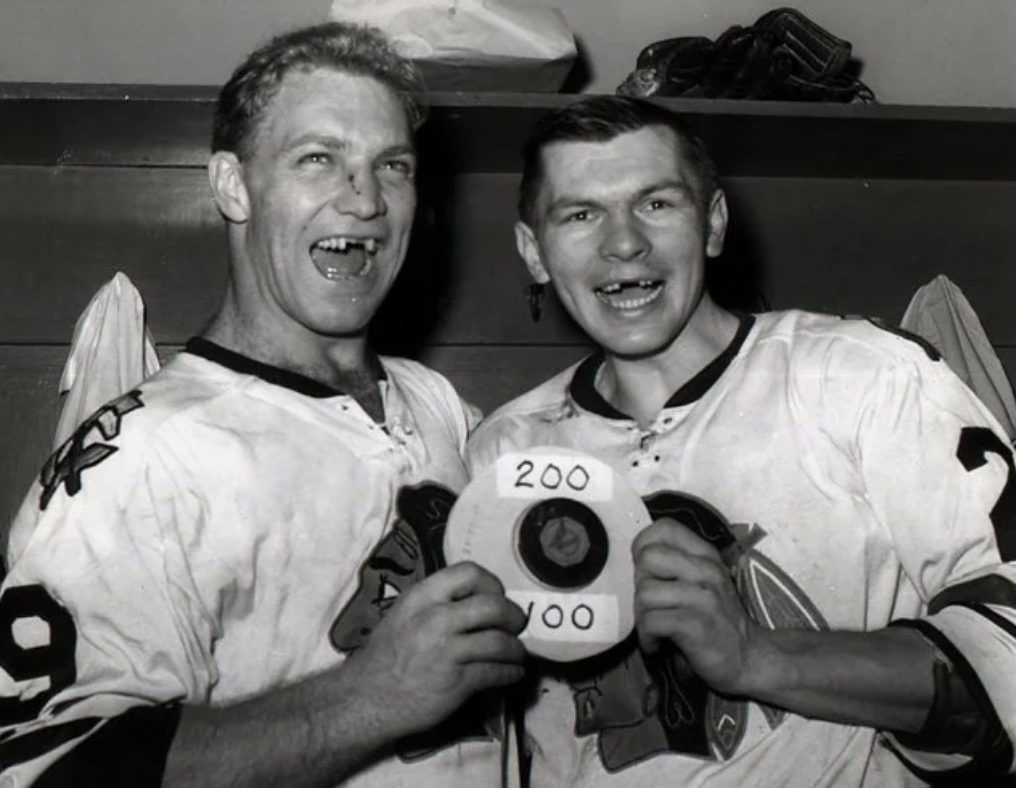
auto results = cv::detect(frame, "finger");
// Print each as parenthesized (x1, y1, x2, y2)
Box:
(634, 577, 713, 618)
(460, 660, 527, 694)
(451, 593, 529, 635)
(634, 545, 729, 592)
(451, 628, 528, 667)
(636, 609, 690, 651)
(415, 561, 505, 604)
(631, 517, 678, 553)
(638, 630, 663, 655)
(632, 517, 725, 563)
(633, 531, 725, 583)
(634, 542, 697, 582)
(637, 603, 724, 648)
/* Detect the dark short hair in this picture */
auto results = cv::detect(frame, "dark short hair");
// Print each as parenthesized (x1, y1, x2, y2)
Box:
(517, 96, 720, 228)
(212, 21, 427, 158)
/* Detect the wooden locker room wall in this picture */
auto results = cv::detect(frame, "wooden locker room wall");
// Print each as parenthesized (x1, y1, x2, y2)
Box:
(1, 85, 1015, 533)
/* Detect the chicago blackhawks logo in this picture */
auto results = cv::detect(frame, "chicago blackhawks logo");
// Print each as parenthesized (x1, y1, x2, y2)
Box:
(568, 490, 829, 770)
(329, 482, 493, 760)
(329, 483, 456, 653)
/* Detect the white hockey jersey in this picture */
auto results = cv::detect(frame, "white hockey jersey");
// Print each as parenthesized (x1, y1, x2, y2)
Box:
(0, 339, 497, 787)
(466, 310, 1016, 788)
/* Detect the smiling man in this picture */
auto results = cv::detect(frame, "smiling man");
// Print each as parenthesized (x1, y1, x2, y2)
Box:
(204, 61, 420, 417)
(0, 22, 526, 788)
(465, 96, 1016, 787)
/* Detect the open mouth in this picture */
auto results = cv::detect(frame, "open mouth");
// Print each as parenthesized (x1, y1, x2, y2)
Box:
(310, 235, 379, 281)
(595, 279, 664, 310)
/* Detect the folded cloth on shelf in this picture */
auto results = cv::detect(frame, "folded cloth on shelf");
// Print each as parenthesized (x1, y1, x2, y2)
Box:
(54, 272, 160, 448)
(329, 0, 577, 91)
(901, 274, 1016, 441)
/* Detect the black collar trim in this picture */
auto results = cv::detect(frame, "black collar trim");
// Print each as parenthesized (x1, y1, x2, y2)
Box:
(183, 337, 383, 399)
(569, 312, 756, 419)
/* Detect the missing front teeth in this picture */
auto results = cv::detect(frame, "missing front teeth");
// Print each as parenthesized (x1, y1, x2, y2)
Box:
(312, 237, 379, 255)
(596, 280, 661, 295)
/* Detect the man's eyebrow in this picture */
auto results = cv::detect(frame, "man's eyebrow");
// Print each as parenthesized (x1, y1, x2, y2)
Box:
(280, 136, 416, 160)
(283, 133, 347, 152)
(546, 179, 692, 214)
(377, 142, 417, 159)
(545, 195, 598, 215)
(635, 179, 694, 199)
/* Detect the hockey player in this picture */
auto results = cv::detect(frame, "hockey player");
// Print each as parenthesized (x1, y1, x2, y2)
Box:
(0, 22, 526, 788)
(466, 95, 1016, 787)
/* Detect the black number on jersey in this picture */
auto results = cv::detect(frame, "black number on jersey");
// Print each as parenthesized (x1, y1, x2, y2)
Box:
(958, 427, 1016, 560)
(0, 585, 77, 726)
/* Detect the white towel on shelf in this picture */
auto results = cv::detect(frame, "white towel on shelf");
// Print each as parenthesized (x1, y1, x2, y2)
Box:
(54, 272, 160, 448)
(900, 274, 1016, 441)
(330, 0, 576, 61)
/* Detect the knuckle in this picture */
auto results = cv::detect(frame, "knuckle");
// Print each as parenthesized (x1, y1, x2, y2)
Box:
(457, 559, 480, 575)
(471, 592, 501, 618)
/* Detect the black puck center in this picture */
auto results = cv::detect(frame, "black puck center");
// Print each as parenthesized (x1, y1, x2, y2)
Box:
(517, 498, 610, 590)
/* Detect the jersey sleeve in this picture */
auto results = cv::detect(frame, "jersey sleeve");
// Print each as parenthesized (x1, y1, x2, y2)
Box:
(0, 413, 217, 786)
(845, 334, 1016, 776)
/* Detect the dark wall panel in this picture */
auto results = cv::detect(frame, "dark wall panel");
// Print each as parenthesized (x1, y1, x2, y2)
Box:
(0, 166, 226, 343)
(727, 178, 1016, 340)
(0, 346, 64, 531)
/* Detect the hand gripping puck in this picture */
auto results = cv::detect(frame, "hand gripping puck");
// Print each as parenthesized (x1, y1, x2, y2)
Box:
(445, 447, 651, 663)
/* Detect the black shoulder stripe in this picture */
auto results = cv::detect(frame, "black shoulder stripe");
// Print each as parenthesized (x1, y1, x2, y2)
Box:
(31, 704, 182, 788)
(851, 316, 943, 361)
(961, 601, 1016, 641)
(0, 717, 100, 770)
(930, 575, 1016, 615)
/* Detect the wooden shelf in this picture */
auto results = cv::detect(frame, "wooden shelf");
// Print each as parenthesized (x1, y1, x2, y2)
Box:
(1, 83, 1015, 179)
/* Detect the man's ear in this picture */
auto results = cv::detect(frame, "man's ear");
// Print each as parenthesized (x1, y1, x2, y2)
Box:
(705, 189, 729, 258)
(208, 151, 250, 224)
(514, 221, 551, 284)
